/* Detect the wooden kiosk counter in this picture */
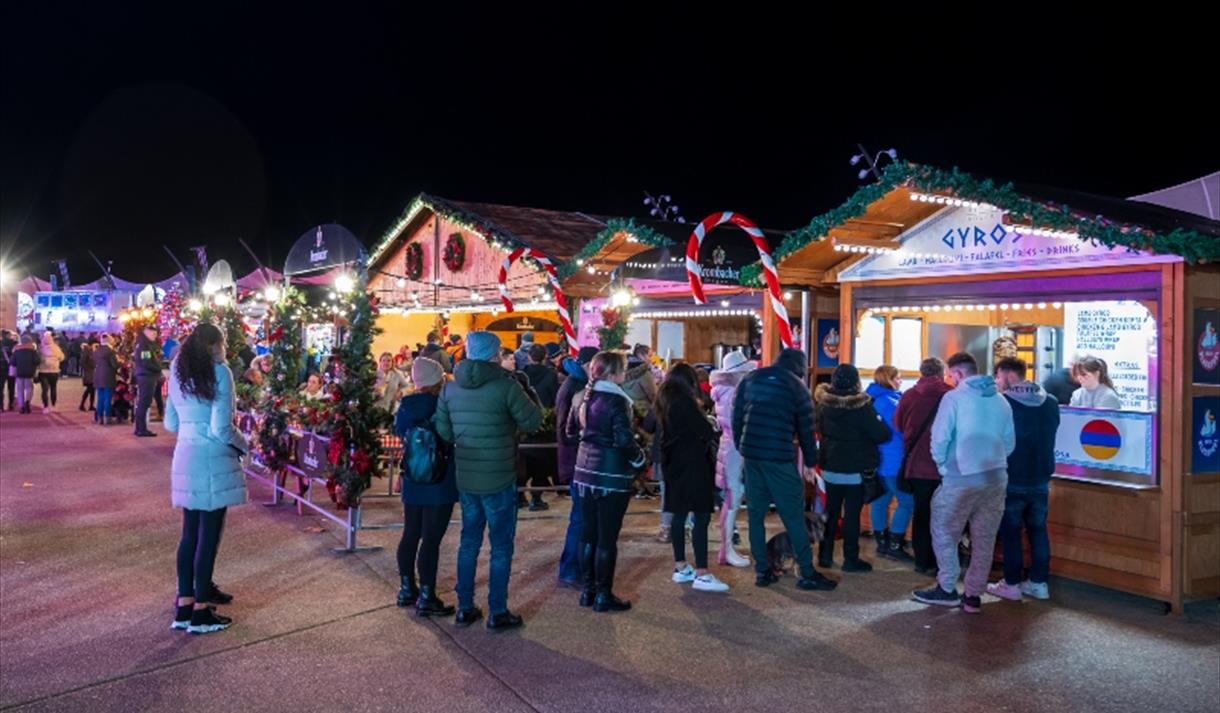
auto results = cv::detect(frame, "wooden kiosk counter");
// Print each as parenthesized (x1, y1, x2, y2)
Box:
(754, 164, 1220, 611)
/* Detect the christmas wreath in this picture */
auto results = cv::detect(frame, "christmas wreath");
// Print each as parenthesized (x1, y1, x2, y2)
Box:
(442, 232, 465, 272)
(404, 242, 424, 281)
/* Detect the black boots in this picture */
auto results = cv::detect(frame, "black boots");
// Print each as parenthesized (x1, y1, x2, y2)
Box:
(592, 546, 631, 613)
(578, 543, 597, 607)
(887, 535, 915, 562)
(874, 530, 890, 555)
(396, 575, 419, 608)
(415, 586, 455, 617)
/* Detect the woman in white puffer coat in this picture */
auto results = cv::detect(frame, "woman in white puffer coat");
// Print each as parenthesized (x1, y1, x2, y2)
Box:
(709, 351, 755, 567)
(164, 323, 248, 635)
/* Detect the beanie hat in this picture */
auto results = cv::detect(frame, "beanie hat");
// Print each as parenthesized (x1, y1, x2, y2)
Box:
(577, 346, 599, 365)
(466, 331, 502, 362)
(831, 363, 861, 392)
(411, 357, 445, 388)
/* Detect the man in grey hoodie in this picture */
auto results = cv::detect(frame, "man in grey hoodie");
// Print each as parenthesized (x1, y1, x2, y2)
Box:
(988, 357, 1061, 602)
(912, 352, 1015, 613)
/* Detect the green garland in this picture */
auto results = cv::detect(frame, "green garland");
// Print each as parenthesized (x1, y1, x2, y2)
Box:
(739, 162, 1220, 285)
(369, 193, 525, 267)
(555, 217, 673, 280)
(325, 272, 389, 508)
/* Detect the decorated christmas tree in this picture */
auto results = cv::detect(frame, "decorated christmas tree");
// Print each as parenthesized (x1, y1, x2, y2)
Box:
(324, 272, 388, 508)
(156, 282, 193, 342)
(596, 306, 630, 350)
(196, 301, 249, 376)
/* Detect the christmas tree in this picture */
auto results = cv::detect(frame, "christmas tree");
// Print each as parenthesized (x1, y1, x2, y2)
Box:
(156, 282, 193, 342)
(196, 301, 249, 376)
(324, 272, 388, 508)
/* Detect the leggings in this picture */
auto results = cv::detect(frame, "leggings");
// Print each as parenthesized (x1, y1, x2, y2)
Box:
(671, 510, 712, 569)
(396, 503, 454, 588)
(176, 508, 227, 601)
(39, 373, 59, 407)
(80, 385, 96, 410)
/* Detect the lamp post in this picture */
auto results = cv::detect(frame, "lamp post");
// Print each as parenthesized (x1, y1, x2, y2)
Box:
(850, 144, 899, 181)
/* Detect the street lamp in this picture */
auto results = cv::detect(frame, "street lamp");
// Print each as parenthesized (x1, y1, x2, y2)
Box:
(213, 293, 230, 307)
(334, 273, 355, 293)
(263, 285, 281, 302)
(850, 144, 899, 181)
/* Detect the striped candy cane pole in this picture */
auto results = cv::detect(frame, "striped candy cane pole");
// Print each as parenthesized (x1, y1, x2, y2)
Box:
(686, 212, 794, 348)
(498, 247, 579, 357)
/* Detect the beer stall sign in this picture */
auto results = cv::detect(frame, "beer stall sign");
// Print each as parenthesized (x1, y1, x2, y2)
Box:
(1063, 301, 1156, 411)
(295, 432, 329, 479)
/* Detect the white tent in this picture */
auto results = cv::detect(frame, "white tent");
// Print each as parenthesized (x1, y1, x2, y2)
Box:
(1130, 171, 1220, 220)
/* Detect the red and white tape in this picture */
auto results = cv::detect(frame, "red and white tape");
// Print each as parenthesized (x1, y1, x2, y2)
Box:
(686, 212, 793, 348)
(497, 248, 578, 357)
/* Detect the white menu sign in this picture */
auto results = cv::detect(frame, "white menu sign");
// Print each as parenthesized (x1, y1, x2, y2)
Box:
(1063, 301, 1156, 411)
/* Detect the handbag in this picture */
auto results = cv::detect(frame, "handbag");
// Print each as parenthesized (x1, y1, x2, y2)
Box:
(861, 469, 886, 504)
(896, 406, 938, 494)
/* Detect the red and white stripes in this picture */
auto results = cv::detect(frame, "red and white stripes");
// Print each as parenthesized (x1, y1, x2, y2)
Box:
(497, 247, 578, 357)
(686, 212, 794, 349)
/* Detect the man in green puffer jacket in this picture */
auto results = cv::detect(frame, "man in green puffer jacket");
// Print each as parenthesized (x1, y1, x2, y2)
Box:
(435, 331, 542, 632)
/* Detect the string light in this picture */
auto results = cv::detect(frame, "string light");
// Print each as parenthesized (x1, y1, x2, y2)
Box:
(263, 286, 281, 302)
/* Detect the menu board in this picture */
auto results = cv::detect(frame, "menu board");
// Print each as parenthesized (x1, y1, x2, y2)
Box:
(1063, 301, 1156, 411)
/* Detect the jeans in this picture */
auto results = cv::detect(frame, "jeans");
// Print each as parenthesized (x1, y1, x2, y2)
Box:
(456, 485, 518, 614)
(870, 475, 914, 537)
(176, 508, 227, 601)
(1001, 486, 1051, 585)
(398, 503, 454, 589)
(671, 510, 711, 568)
(39, 373, 59, 407)
(15, 377, 34, 411)
(932, 479, 1007, 597)
(820, 482, 864, 563)
(910, 479, 940, 570)
(745, 459, 816, 579)
(558, 482, 584, 582)
(96, 388, 113, 422)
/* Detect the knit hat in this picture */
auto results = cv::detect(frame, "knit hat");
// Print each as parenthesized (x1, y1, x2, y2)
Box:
(466, 331, 502, 362)
(831, 363, 861, 392)
(521, 331, 535, 344)
(545, 342, 562, 359)
(577, 346, 599, 365)
(411, 357, 445, 388)
(720, 350, 756, 373)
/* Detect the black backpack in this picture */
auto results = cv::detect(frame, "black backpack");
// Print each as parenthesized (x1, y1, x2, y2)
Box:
(402, 424, 447, 485)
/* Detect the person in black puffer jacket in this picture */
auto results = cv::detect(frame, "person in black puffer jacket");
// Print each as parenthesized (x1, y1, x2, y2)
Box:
(567, 351, 646, 613)
(814, 364, 892, 573)
(732, 348, 835, 591)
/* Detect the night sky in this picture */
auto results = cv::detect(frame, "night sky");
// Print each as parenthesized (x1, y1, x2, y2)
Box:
(3, 4, 1216, 284)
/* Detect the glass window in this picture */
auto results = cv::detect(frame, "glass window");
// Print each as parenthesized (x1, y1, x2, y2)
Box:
(854, 315, 885, 371)
(891, 317, 924, 372)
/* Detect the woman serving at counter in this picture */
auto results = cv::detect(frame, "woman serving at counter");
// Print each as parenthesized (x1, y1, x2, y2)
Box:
(1069, 357, 1122, 410)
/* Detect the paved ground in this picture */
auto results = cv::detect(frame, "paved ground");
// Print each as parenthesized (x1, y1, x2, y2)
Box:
(2, 379, 1218, 713)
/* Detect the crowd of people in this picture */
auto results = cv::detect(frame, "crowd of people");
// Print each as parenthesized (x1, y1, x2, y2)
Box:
(138, 318, 1115, 634)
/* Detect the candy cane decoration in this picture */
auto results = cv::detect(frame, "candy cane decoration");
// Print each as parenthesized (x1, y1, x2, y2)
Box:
(498, 248, 579, 357)
(686, 212, 794, 348)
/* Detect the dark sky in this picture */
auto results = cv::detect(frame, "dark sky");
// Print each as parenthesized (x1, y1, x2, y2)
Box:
(3, 4, 1217, 284)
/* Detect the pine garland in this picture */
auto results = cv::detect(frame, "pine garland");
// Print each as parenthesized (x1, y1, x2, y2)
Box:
(739, 162, 1220, 285)
(556, 218, 673, 280)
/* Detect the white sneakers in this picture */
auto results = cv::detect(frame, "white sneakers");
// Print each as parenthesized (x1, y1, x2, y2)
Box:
(723, 549, 751, 568)
(987, 579, 1051, 601)
(692, 573, 729, 593)
(986, 580, 1023, 601)
(672, 565, 730, 592)
(1021, 580, 1050, 600)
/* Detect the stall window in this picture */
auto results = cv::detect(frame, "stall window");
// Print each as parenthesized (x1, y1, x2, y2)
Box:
(891, 317, 924, 372)
(854, 315, 885, 371)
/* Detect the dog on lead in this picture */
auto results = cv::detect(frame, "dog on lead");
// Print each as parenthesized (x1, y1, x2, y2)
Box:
(764, 511, 825, 577)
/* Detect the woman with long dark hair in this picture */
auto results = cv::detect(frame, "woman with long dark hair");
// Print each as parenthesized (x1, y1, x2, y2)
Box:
(165, 323, 249, 635)
(658, 363, 728, 592)
(568, 351, 646, 612)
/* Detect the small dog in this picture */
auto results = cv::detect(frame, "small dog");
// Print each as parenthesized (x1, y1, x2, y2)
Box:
(765, 511, 826, 576)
